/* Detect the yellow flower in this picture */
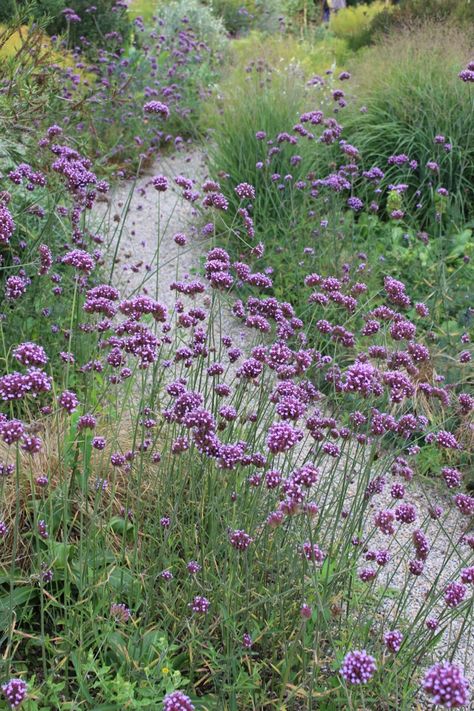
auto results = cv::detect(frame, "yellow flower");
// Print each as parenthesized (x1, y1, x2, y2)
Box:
(161, 667, 170, 675)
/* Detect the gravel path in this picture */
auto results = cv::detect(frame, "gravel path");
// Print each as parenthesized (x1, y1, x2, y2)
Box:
(102, 146, 474, 705)
(101, 148, 208, 306)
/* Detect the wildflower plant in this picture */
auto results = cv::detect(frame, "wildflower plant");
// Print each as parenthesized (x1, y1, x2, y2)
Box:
(0, 7, 473, 711)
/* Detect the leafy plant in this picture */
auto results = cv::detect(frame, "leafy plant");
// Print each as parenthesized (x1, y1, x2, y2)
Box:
(329, 0, 391, 50)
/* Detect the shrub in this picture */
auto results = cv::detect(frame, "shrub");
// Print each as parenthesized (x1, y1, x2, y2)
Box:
(11, 0, 132, 51)
(207, 0, 258, 35)
(329, 0, 391, 49)
(206, 0, 282, 35)
(369, 0, 474, 42)
(158, 0, 228, 53)
(343, 23, 474, 227)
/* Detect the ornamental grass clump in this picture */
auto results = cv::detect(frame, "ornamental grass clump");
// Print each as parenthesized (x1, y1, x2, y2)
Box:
(343, 23, 474, 228)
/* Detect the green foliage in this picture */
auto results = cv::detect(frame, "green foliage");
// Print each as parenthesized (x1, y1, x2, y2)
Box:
(11, 0, 132, 52)
(352, 214, 474, 382)
(0, 4, 473, 709)
(158, 0, 228, 53)
(0, 0, 19, 23)
(208, 0, 258, 35)
(369, 0, 474, 42)
(128, 0, 157, 23)
(343, 23, 474, 228)
(329, 0, 391, 49)
(205, 0, 282, 36)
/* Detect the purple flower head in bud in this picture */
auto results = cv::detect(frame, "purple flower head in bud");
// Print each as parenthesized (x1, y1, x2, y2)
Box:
(444, 582, 466, 608)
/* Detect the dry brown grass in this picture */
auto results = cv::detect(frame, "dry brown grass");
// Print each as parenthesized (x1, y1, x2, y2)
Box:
(0, 412, 155, 571)
(349, 21, 473, 97)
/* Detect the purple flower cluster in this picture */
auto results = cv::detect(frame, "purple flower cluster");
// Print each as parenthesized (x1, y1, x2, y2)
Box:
(340, 650, 376, 685)
(1, 679, 27, 708)
(162, 691, 195, 711)
(0, 204, 15, 245)
(423, 662, 469, 708)
(143, 100, 170, 118)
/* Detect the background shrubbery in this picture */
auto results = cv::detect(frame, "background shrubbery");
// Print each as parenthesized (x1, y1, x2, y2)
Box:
(343, 23, 474, 227)
(369, 0, 474, 42)
(329, 0, 390, 50)
(1, 0, 132, 51)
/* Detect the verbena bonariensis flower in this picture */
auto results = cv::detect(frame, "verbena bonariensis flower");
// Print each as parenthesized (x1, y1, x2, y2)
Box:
(267, 422, 303, 454)
(58, 390, 79, 414)
(460, 567, 474, 584)
(0, 204, 15, 245)
(300, 541, 325, 564)
(422, 661, 470, 708)
(78, 414, 97, 430)
(347, 196, 363, 211)
(62, 249, 95, 274)
(143, 100, 170, 118)
(413, 529, 430, 560)
(395, 502, 417, 524)
(189, 595, 210, 614)
(162, 691, 195, 711)
(152, 174, 168, 191)
(13, 342, 48, 367)
(235, 182, 256, 200)
(187, 560, 201, 575)
(444, 582, 467, 608)
(0, 463, 14, 477)
(442, 467, 463, 489)
(340, 650, 376, 685)
(453, 493, 474, 516)
(38, 244, 53, 275)
(359, 567, 377, 582)
(384, 630, 403, 653)
(119, 295, 167, 322)
(92, 436, 106, 450)
(458, 67, 474, 83)
(374, 509, 395, 535)
(435, 430, 460, 450)
(1, 419, 25, 445)
(1, 678, 28, 708)
(242, 632, 253, 648)
(229, 529, 253, 550)
(5, 276, 29, 300)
